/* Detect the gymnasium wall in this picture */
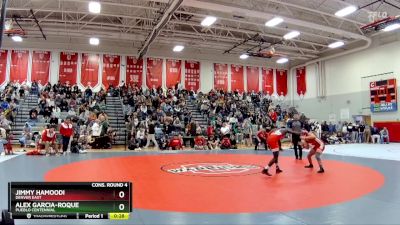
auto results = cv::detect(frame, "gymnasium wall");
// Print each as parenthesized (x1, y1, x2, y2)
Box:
(0, 38, 287, 94)
(292, 39, 400, 123)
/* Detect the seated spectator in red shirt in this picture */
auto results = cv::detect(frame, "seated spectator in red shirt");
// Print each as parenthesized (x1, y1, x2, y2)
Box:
(220, 137, 232, 149)
(194, 135, 207, 150)
(169, 135, 183, 150)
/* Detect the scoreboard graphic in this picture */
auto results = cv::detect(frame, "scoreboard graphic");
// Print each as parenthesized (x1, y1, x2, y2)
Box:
(8, 182, 132, 220)
(370, 79, 398, 112)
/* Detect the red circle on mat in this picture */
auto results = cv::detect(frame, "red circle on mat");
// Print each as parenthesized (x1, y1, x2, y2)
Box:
(45, 154, 385, 213)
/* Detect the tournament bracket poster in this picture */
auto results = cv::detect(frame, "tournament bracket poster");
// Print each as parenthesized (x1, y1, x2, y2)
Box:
(370, 78, 398, 112)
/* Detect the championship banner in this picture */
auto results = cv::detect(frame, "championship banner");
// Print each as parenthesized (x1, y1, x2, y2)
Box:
(166, 59, 181, 88)
(102, 54, 121, 89)
(80, 53, 100, 87)
(276, 69, 288, 96)
(146, 58, 163, 89)
(184, 60, 200, 92)
(126, 56, 143, 87)
(370, 79, 397, 112)
(59, 52, 78, 85)
(230, 64, 244, 92)
(213, 63, 228, 91)
(262, 68, 274, 95)
(31, 51, 51, 85)
(10, 50, 29, 83)
(296, 67, 307, 96)
(246, 66, 259, 93)
(0, 50, 8, 85)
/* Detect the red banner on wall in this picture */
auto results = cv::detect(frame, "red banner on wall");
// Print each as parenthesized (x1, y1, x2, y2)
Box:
(231, 64, 244, 92)
(262, 68, 274, 95)
(0, 50, 8, 85)
(185, 60, 200, 92)
(214, 63, 228, 91)
(10, 50, 29, 83)
(59, 52, 78, 85)
(126, 56, 143, 87)
(246, 66, 259, 93)
(146, 58, 163, 88)
(102, 54, 120, 89)
(81, 53, 99, 87)
(296, 67, 307, 95)
(276, 69, 288, 96)
(31, 50, 50, 85)
(166, 59, 181, 88)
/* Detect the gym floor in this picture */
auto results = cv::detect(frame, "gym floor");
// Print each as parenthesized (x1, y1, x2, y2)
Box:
(1, 144, 399, 225)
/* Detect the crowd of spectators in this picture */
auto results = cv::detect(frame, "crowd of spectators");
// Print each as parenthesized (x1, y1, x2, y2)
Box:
(0, 81, 394, 155)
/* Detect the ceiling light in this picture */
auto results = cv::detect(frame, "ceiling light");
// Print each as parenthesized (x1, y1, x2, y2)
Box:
(12, 36, 23, 42)
(328, 41, 345, 49)
(89, 37, 99, 46)
(240, 54, 249, 59)
(201, 16, 217, 27)
(283, 31, 300, 40)
(173, 45, 184, 52)
(383, 23, 400, 32)
(265, 17, 284, 27)
(89, 1, 101, 14)
(276, 58, 289, 64)
(335, 6, 357, 17)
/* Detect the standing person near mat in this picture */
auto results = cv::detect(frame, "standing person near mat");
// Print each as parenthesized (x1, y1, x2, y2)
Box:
(59, 117, 74, 155)
(289, 113, 303, 160)
(301, 130, 325, 173)
(262, 128, 300, 176)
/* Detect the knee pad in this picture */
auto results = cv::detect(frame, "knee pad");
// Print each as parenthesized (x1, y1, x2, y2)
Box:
(315, 153, 322, 161)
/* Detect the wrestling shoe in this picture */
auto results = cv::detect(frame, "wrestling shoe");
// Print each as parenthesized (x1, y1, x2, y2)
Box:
(261, 169, 272, 176)
(317, 168, 325, 173)
(276, 168, 283, 174)
(304, 164, 314, 168)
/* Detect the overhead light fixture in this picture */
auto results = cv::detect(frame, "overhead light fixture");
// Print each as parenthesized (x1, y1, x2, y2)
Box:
(328, 41, 345, 49)
(89, 37, 99, 46)
(89, 1, 101, 14)
(335, 6, 357, 17)
(383, 23, 400, 32)
(173, 45, 184, 52)
(239, 54, 249, 59)
(276, 58, 289, 64)
(265, 17, 284, 27)
(201, 16, 217, 27)
(283, 31, 300, 40)
(12, 36, 23, 42)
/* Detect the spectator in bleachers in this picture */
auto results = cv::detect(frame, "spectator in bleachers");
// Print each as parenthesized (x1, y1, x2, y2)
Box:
(0, 126, 7, 155)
